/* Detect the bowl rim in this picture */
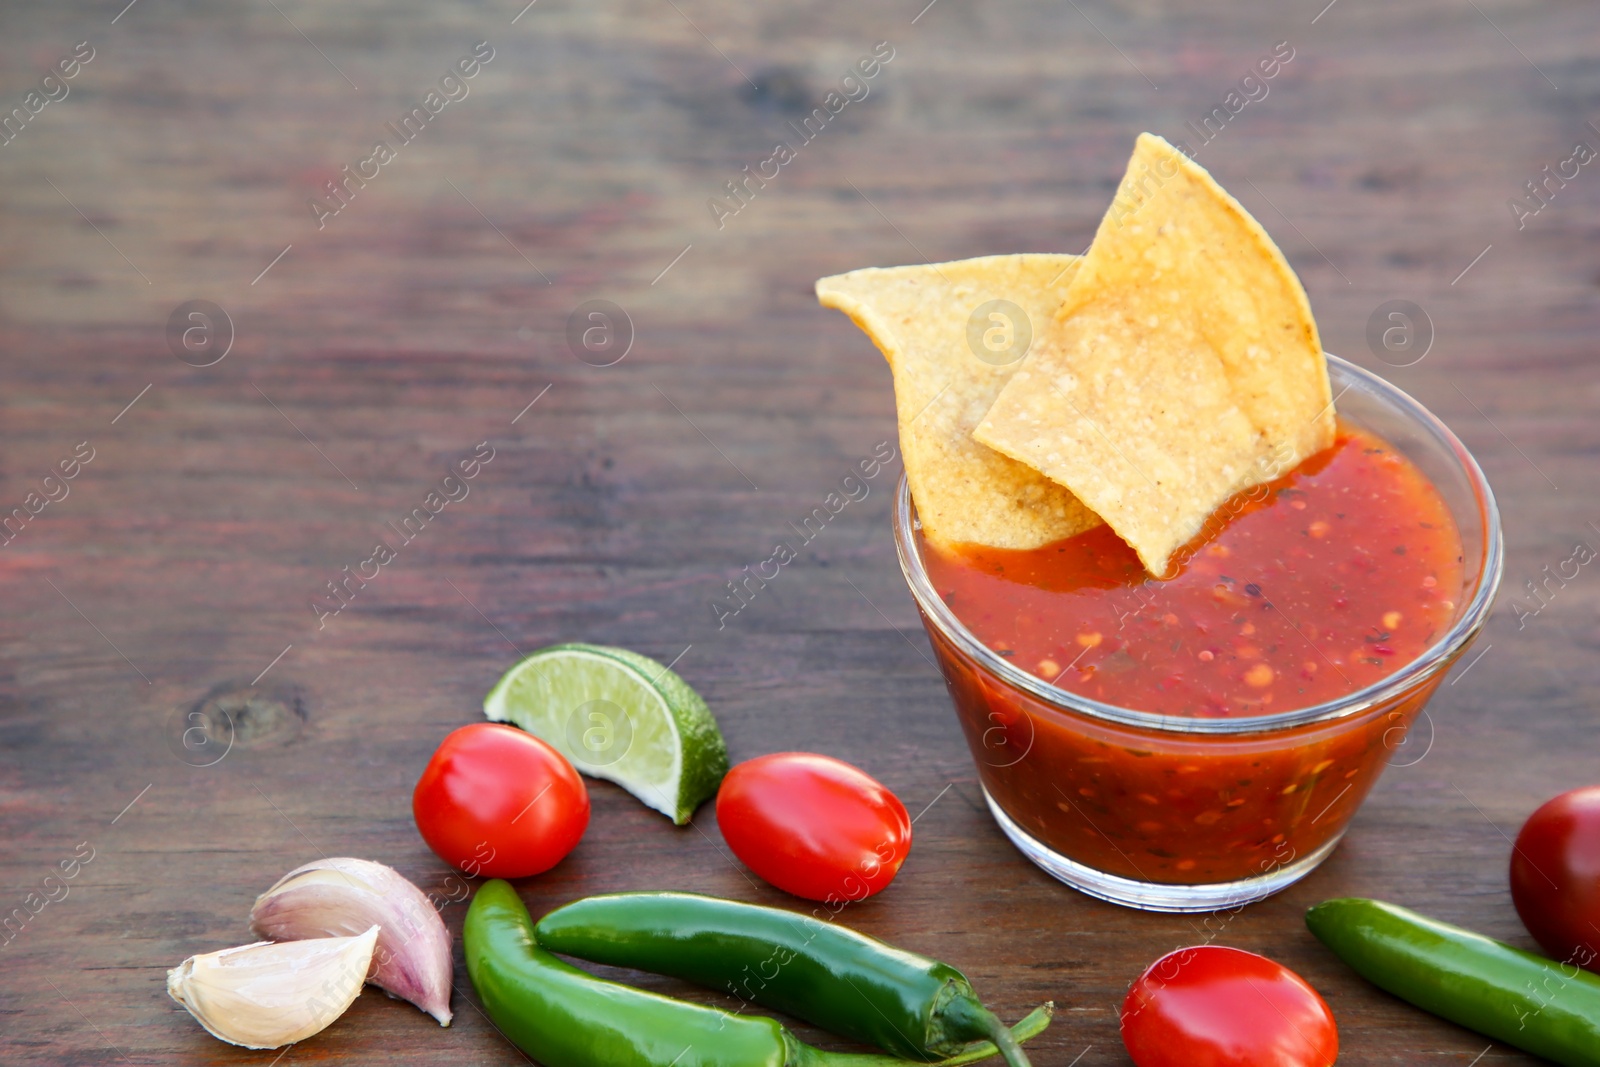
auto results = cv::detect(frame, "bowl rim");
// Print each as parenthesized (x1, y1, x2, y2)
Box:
(891, 353, 1505, 736)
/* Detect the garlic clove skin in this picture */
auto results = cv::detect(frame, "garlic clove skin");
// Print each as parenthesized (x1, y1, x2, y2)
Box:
(167, 926, 379, 1049)
(250, 857, 452, 1025)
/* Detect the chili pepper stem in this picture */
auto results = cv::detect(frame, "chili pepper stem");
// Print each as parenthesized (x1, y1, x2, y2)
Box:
(941, 998, 1032, 1067)
(975, 1011, 1030, 1067)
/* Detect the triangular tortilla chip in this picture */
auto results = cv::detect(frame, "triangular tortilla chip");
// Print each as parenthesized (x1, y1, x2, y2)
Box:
(817, 255, 1102, 550)
(974, 301, 1262, 575)
(1064, 134, 1334, 465)
(975, 135, 1334, 574)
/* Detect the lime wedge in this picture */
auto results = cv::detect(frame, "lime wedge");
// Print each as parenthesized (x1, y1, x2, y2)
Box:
(484, 643, 728, 825)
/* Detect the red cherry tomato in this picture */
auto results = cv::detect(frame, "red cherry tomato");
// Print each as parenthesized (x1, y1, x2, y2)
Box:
(1511, 785, 1600, 971)
(715, 753, 910, 902)
(1121, 945, 1338, 1067)
(413, 723, 589, 879)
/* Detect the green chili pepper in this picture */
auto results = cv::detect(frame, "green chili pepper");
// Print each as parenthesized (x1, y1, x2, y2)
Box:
(467, 881, 1049, 1067)
(1307, 897, 1600, 1067)
(533, 891, 1039, 1067)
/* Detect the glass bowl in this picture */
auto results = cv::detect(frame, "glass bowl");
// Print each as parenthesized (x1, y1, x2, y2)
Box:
(893, 355, 1502, 912)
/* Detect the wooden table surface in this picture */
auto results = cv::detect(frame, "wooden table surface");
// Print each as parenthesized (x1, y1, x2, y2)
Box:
(2, 0, 1597, 1063)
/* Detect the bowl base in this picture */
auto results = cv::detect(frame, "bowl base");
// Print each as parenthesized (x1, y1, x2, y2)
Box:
(983, 788, 1343, 913)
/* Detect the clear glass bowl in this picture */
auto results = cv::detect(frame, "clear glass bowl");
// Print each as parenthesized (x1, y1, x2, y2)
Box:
(893, 355, 1503, 912)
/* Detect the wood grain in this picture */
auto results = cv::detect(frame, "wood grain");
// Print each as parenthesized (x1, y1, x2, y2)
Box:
(1, 0, 1597, 1063)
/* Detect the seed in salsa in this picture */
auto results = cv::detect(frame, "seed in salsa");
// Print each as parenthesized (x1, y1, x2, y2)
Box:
(923, 422, 1463, 718)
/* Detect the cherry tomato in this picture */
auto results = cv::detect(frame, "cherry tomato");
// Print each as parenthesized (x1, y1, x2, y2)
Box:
(715, 752, 910, 902)
(413, 723, 589, 879)
(1511, 785, 1600, 971)
(1121, 945, 1339, 1067)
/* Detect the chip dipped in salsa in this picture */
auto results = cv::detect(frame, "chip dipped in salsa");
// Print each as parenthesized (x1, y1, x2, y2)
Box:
(922, 422, 1464, 718)
(822, 133, 1500, 904)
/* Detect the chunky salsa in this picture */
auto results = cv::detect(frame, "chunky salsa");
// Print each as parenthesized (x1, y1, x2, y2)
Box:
(917, 422, 1469, 886)
(923, 423, 1464, 718)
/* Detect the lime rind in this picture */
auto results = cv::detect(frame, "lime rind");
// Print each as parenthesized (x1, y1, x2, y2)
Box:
(484, 643, 728, 825)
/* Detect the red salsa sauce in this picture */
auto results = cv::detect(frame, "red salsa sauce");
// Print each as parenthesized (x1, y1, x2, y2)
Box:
(918, 422, 1468, 885)
(924, 423, 1464, 718)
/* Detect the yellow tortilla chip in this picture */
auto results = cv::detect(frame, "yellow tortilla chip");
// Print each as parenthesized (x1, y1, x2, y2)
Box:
(976, 134, 1334, 575)
(974, 300, 1262, 575)
(1067, 133, 1334, 474)
(817, 255, 1102, 550)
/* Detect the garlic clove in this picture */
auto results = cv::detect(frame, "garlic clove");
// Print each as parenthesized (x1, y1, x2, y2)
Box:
(250, 857, 452, 1025)
(167, 926, 379, 1049)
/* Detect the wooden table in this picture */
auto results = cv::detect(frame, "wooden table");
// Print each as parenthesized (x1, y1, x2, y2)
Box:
(1, 0, 1595, 1062)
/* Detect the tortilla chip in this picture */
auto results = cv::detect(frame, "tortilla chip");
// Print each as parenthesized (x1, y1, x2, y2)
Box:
(817, 255, 1102, 550)
(1067, 133, 1333, 475)
(974, 300, 1262, 575)
(975, 134, 1334, 574)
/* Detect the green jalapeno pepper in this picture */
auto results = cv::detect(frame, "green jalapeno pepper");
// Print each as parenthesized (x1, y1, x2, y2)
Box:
(466, 881, 1049, 1067)
(1308, 897, 1600, 1067)
(533, 891, 1039, 1066)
